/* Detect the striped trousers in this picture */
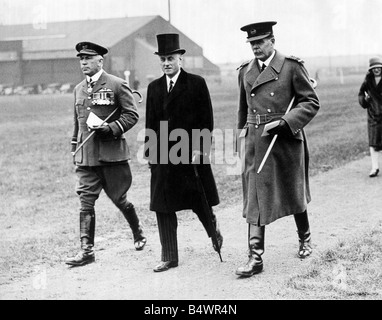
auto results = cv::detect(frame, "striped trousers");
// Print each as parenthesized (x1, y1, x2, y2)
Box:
(156, 207, 213, 262)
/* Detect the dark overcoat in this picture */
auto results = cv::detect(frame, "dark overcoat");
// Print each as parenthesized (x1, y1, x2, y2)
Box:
(237, 51, 320, 226)
(72, 71, 139, 166)
(145, 69, 219, 213)
(358, 72, 382, 151)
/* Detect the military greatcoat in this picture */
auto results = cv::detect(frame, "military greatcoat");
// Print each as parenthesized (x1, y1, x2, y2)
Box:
(358, 72, 382, 151)
(237, 50, 320, 226)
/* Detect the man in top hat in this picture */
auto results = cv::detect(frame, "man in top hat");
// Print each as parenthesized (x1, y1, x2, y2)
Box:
(66, 41, 146, 266)
(235, 22, 320, 277)
(144, 33, 223, 272)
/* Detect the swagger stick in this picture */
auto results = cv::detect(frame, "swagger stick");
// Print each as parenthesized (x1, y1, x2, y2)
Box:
(72, 107, 119, 156)
(72, 90, 143, 156)
(257, 78, 317, 174)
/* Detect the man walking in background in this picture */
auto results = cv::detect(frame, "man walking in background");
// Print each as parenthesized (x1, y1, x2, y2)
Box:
(145, 33, 223, 272)
(236, 21, 320, 277)
(66, 41, 146, 266)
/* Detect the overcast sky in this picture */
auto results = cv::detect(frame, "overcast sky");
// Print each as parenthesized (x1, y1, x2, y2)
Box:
(1, 0, 381, 64)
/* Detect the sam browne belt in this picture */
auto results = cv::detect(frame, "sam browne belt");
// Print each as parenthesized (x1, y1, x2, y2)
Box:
(247, 113, 284, 125)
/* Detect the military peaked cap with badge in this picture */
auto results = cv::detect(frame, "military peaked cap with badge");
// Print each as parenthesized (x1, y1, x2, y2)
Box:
(76, 41, 109, 57)
(240, 21, 277, 42)
(154, 33, 186, 56)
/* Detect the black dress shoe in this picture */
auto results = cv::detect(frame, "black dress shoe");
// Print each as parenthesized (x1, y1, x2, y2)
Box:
(153, 261, 178, 272)
(235, 256, 263, 277)
(369, 169, 379, 178)
(65, 251, 95, 266)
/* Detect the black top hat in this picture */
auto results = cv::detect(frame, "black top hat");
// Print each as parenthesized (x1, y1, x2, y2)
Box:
(75, 41, 108, 57)
(240, 21, 277, 42)
(154, 34, 186, 56)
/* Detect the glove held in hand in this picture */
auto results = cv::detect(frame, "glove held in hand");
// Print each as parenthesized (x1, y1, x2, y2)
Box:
(267, 119, 292, 137)
(93, 125, 114, 139)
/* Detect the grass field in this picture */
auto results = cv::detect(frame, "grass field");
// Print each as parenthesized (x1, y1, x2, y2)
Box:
(0, 74, 372, 290)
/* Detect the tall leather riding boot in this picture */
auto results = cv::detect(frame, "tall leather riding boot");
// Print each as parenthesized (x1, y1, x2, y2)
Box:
(294, 210, 312, 258)
(122, 203, 147, 250)
(65, 210, 95, 266)
(235, 225, 265, 277)
(80, 209, 95, 247)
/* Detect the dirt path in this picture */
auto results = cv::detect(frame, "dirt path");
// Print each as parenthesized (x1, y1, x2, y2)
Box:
(1, 156, 381, 300)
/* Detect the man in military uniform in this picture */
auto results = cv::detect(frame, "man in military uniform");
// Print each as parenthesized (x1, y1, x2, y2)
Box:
(66, 42, 146, 266)
(235, 22, 320, 277)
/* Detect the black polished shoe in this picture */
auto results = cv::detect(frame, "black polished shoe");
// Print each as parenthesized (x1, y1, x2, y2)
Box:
(153, 261, 178, 272)
(65, 251, 95, 266)
(235, 256, 263, 277)
(369, 169, 379, 178)
(134, 237, 147, 251)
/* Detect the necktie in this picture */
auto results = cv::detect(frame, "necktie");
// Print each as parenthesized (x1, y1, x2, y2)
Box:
(168, 80, 174, 93)
(87, 78, 96, 92)
(260, 64, 266, 73)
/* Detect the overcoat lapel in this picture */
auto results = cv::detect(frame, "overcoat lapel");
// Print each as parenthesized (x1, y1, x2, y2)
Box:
(164, 69, 187, 111)
(245, 59, 260, 88)
(247, 51, 285, 91)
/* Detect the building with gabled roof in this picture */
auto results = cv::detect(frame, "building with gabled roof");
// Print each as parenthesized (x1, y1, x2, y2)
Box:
(0, 15, 220, 89)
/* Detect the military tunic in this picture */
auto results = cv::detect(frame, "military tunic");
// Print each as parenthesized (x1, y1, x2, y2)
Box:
(237, 50, 320, 226)
(72, 71, 139, 166)
(71, 71, 139, 210)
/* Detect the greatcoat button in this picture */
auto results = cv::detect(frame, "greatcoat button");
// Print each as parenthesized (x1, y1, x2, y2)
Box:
(87, 107, 91, 110)
(255, 125, 259, 129)
(270, 92, 274, 96)
(251, 93, 255, 97)
(267, 109, 271, 112)
(253, 109, 256, 113)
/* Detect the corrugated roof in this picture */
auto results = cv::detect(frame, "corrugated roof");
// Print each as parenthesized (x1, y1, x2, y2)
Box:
(0, 15, 158, 53)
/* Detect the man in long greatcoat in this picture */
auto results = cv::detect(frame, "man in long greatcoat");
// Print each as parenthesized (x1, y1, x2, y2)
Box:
(235, 22, 320, 277)
(145, 33, 222, 272)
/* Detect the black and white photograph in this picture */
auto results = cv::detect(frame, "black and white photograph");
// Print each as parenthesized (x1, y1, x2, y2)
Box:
(0, 0, 381, 304)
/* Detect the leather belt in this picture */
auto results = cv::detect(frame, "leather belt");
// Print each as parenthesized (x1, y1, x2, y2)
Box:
(247, 113, 284, 125)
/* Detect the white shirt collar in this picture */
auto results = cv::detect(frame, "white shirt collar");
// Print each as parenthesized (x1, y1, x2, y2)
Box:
(259, 50, 276, 68)
(166, 69, 181, 89)
(86, 69, 104, 83)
